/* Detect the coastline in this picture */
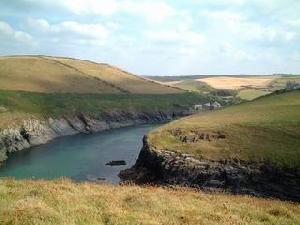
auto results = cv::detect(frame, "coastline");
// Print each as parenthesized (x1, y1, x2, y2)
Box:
(0, 110, 192, 164)
(120, 135, 300, 202)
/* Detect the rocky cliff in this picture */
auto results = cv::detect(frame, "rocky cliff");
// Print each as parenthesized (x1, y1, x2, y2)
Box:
(121, 136, 300, 202)
(0, 110, 190, 163)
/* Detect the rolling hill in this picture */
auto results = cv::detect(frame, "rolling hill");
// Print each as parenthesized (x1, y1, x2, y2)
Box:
(148, 75, 300, 100)
(149, 90, 300, 168)
(0, 56, 181, 94)
(122, 90, 300, 201)
(0, 55, 212, 163)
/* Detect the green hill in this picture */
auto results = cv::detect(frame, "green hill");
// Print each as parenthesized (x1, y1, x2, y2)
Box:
(149, 90, 300, 169)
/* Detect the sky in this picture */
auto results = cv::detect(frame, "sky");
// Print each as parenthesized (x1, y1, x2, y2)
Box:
(0, 0, 300, 75)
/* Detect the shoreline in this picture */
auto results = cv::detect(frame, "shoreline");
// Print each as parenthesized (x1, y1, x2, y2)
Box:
(120, 135, 300, 202)
(0, 110, 192, 164)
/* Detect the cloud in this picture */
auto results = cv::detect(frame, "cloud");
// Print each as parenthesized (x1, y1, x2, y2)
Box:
(0, 20, 34, 45)
(145, 30, 204, 46)
(200, 10, 297, 44)
(121, 0, 176, 23)
(7, 0, 176, 22)
(27, 18, 109, 45)
(219, 43, 255, 62)
(62, 0, 177, 22)
(62, 0, 118, 16)
(1, 0, 300, 75)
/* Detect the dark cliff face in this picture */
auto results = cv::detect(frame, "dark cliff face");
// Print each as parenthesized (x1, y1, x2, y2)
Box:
(0, 110, 192, 163)
(121, 136, 300, 202)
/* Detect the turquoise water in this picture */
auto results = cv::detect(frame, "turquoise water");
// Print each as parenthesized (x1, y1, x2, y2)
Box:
(0, 125, 157, 183)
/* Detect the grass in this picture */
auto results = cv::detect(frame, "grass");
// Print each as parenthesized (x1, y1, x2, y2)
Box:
(0, 56, 182, 94)
(0, 90, 212, 129)
(268, 75, 300, 91)
(238, 89, 271, 100)
(148, 90, 300, 169)
(0, 178, 299, 225)
(168, 80, 215, 93)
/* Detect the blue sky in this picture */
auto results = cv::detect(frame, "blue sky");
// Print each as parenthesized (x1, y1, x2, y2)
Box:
(0, 0, 300, 75)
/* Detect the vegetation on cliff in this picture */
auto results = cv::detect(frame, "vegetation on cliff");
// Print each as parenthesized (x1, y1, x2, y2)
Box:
(0, 90, 211, 129)
(148, 90, 300, 169)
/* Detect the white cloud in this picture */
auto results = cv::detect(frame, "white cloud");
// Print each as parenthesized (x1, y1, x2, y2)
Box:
(121, 0, 176, 23)
(62, 0, 118, 16)
(0, 21, 34, 45)
(219, 43, 254, 62)
(1, 1, 300, 75)
(59, 21, 109, 40)
(201, 10, 296, 43)
(291, 52, 300, 61)
(27, 18, 109, 44)
(0, 21, 14, 35)
(49, 0, 176, 22)
(285, 19, 300, 28)
(144, 15, 205, 47)
(145, 30, 205, 46)
(27, 18, 50, 31)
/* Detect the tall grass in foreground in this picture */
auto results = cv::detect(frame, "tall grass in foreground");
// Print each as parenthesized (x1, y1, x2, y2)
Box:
(0, 178, 299, 225)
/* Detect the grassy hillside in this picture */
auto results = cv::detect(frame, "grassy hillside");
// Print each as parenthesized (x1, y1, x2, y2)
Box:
(0, 56, 181, 94)
(1, 179, 299, 225)
(165, 80, 215, 93)
(269, 75, 300, 91)
(148, 90, 300, 169)
(238, 89, 271, 100)
(0, 90, 209, 129)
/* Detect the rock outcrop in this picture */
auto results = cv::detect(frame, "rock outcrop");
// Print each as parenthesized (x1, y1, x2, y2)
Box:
(121, 136, 300, 202)
(0, 110, 191, 163)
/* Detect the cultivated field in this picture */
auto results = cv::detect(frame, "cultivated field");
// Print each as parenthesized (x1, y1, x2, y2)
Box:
(150, 75, 300, 101)
(197, 76, 277, 90)
(1, 179, 299, 225)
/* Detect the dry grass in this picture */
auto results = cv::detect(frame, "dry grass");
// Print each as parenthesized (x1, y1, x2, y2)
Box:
(0, 178, 299, 225)
(51, 57, 182, 94)
(0, 56, 182, 94)
(163, 81, 183, 85)
(0, 111, 39, 129)
(162, 80, 215, 93)
(197, 76, 277, 90)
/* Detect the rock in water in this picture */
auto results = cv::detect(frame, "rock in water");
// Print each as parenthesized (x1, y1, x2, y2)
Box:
(106, 160, 126, 166)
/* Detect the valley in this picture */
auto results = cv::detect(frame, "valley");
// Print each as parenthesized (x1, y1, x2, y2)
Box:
(0, 56, 212, 163)
(0, 55, 299, 225)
